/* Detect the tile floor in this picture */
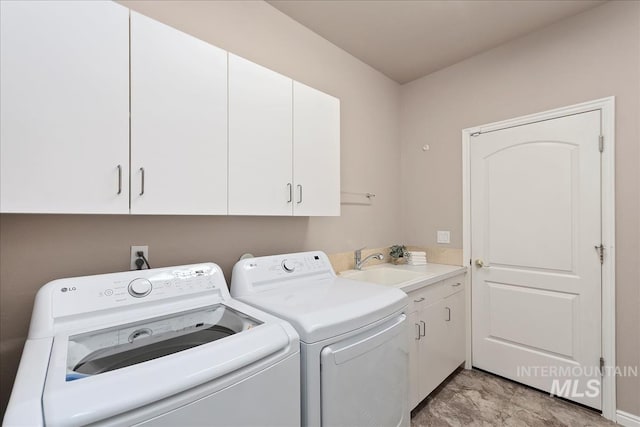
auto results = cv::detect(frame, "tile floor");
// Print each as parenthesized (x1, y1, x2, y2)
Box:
(411, 369, 615, 427)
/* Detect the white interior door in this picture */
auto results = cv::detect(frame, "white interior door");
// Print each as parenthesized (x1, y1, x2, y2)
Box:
(130, 12, 228, 215)
(471, 111, 602, 409)
(0, 0, 129, 213)
(228, 54, 293, 216)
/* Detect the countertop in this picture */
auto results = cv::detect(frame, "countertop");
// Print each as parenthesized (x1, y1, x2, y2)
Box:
(339, 262, 467, 294)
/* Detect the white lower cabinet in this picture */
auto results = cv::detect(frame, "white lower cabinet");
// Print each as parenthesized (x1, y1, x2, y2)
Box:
(408, 275, 466, 409)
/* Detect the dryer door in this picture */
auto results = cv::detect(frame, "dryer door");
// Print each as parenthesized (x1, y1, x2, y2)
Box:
(320, 313, 408, 427)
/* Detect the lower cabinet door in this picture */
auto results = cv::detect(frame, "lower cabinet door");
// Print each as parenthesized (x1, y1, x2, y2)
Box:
(443, 289, 466, 373)
(420, 299, 452, 399)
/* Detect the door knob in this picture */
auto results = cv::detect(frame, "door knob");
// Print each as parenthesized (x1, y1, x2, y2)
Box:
(475, 259, 485, 267)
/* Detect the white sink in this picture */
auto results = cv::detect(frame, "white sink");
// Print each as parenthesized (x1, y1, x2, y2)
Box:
(341, 267, 426, 286)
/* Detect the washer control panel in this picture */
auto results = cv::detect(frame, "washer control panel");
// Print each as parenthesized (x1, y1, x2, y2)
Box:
(50, 263, 227, 319)
(232, 251, 334, 294)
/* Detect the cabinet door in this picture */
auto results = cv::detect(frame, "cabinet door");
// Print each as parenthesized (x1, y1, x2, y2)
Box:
(420, 299, 452, 398)
(408, 310, 422, 410)
(292, 82, 340, 216)
(0, 1, 129, 213)
(130, 12, 227, 215)
(228, 54, 293, 215)
(443, 289, 466, 371)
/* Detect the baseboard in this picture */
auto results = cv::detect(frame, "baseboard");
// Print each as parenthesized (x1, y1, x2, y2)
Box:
(617, 410, 640, 427)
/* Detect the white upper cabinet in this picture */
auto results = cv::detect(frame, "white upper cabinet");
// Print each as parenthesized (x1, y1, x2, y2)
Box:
(228, 54, 294, 216)
(0, 1, 130, 213)
(293, 82, 340, 216)
(130, 12, 228, 215)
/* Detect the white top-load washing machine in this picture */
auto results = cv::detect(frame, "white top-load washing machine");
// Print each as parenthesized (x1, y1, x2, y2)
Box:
(231, 251, 409, 427)
(4, 263, 300, 427)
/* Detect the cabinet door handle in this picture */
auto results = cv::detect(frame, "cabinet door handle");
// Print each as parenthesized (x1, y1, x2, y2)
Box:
(419, 320, 426, 337)
(139, 167, 145, 196)
(287, 183, 292, 203)
(452, 282, 462, 287)
(116, 165, 122, 195)
(297, 184, 303, 204)
(414, 297, 425, 303)
(415, 323, 421, 340)
(445, 307, 451, 321)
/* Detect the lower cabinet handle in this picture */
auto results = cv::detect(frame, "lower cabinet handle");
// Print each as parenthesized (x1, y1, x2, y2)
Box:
(414, 297, 425, 303)
(415, 323, 421, 340)
(419, 320, 426, 337)
(297, 184, 303, 204)
(445, 307, 451, 321)
(139, 167, 145, 196)
(287, 183, 292, 203)
(452, 282, 462, 287)
(116, 165, 122, 195)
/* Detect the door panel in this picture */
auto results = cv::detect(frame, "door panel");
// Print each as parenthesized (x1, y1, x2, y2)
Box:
(486, 143, 576, 271)
(0, 1, 129, 213)
(471, 110, 602, 409)
(130, 12, 228, 215)
(487, 283, 576, 357)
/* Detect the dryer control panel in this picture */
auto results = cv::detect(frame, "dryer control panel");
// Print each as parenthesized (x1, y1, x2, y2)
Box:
(43, 263, 228, 320)
(230, 251, 335, 296)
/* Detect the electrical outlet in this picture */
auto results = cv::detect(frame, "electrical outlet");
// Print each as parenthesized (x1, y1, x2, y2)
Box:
(436, 230, 450, 244)
(130, 245, 149, 270)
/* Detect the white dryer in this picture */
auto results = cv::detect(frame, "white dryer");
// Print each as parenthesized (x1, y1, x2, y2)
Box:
(4, 263, 300, 427)
(231, 251, 409, 427)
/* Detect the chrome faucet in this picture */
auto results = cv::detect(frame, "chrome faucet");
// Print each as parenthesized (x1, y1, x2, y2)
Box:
(354, 247, 384, 270)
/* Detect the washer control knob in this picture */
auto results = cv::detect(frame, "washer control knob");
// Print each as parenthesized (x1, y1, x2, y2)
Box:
(128, 278, 153, 298)
(282, 259, 295, 273)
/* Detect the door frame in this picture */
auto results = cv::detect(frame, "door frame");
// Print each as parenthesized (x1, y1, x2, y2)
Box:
(461, 97, 616, 421)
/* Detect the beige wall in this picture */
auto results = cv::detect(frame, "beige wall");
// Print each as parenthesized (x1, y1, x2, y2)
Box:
(0, 0, 401, 413)
(400, 1, 640, 415)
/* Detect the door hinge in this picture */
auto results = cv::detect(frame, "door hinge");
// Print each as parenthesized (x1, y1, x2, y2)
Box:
(469, 258, 472, 266)
(595, 244, 604, 264)
(599, 135, 604, 153)
(599, 357, 605, 376)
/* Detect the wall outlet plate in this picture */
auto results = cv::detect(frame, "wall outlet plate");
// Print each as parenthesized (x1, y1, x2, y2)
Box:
(437, 230, 451, 244)
(130, 245, 149, 270)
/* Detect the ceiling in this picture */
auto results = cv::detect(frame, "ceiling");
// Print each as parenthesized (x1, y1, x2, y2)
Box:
(268, 0, 606, 84)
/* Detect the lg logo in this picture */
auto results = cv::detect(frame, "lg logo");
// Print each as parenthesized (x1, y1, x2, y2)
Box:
(60, 286, 77, 293)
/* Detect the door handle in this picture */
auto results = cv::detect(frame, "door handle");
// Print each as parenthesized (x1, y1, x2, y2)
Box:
(419, 320, 426, 337)
(445, 307, 451, 321)
(297, 184, 302, 204)
(139, 167, 145, 196)
(116, 165, 122, 195)
(475, 259, 486, 267)
(287, 183, 292, 203)
(415, 323, 421, 341)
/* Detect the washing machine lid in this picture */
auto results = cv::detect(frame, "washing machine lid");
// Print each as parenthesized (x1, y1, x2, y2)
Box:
(238, 277, 408, 343)
(41, 303, 293, 426)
